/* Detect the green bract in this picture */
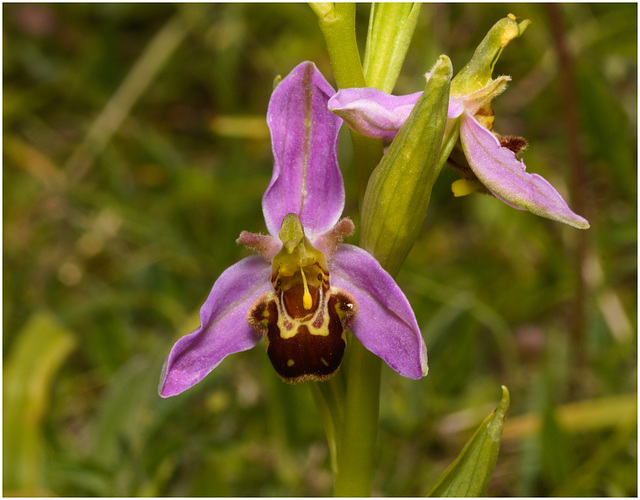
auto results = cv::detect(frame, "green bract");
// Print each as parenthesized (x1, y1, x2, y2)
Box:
(428, 386, 511, 497)
(363, 2, 421, 93)
(360, 55, 453, 276)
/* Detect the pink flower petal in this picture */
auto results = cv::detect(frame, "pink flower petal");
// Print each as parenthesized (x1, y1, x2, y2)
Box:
(262, 62, 345, 237)
(330, 244, 428, 379)
(159, 255, 271, 397)
(329, 87, 464, 141)
(460, 114, 589, 229)
(329, 88, 422, 140)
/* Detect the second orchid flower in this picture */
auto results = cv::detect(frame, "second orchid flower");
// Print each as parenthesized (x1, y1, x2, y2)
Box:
(329, 15, 589, 230)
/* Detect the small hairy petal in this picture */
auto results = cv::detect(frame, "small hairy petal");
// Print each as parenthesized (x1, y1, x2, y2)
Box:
(311, 218, 355, 260)
(460, 114, 589, 229)
(262, 61, 344, 237)
(329, 244, 428, 379)
(236, 231, 282, 261)
(159, 256, 271, 397)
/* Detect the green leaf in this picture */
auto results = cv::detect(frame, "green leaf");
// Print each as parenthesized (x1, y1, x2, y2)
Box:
(427, 386, 510, 497)
(3, 313, 76, 494)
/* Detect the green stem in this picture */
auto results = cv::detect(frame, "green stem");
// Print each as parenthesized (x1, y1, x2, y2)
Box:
(311, 3, 420, 495)
(334, 337, 382, 496)
(310, 375, 346, 476)
(312, 2, 383, 201)
(312, 3, 364, 89)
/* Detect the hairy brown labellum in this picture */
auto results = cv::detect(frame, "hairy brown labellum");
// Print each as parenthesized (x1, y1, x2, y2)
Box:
(248, 264, 356, 383)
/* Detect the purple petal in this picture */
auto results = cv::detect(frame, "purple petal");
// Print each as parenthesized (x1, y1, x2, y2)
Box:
(262, 61, 344, 237)
(329, 88, 464, 140)
(329, 244, 428, 379)
(329, 88, 422, 140)
(460, 114, 590, 229)
(159, 255, 271, 397)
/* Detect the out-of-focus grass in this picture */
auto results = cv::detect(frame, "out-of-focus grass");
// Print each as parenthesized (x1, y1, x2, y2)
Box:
(3, 3, 636, 496)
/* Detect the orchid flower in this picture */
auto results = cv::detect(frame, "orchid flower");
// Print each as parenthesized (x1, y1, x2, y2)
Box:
(328, 19, 589, 230)
(159, 62, 427, 397)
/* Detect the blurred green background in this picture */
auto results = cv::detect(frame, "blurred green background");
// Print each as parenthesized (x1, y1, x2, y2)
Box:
(3, 3, 636, 496)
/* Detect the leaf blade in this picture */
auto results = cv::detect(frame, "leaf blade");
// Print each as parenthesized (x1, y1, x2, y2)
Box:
(427, 386, 510, 497)
(3, 313, 76, 494)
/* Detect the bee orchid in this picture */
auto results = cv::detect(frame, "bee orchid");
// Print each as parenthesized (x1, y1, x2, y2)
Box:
(159, 62, 428, 397)
(328, 16, 589, 230)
